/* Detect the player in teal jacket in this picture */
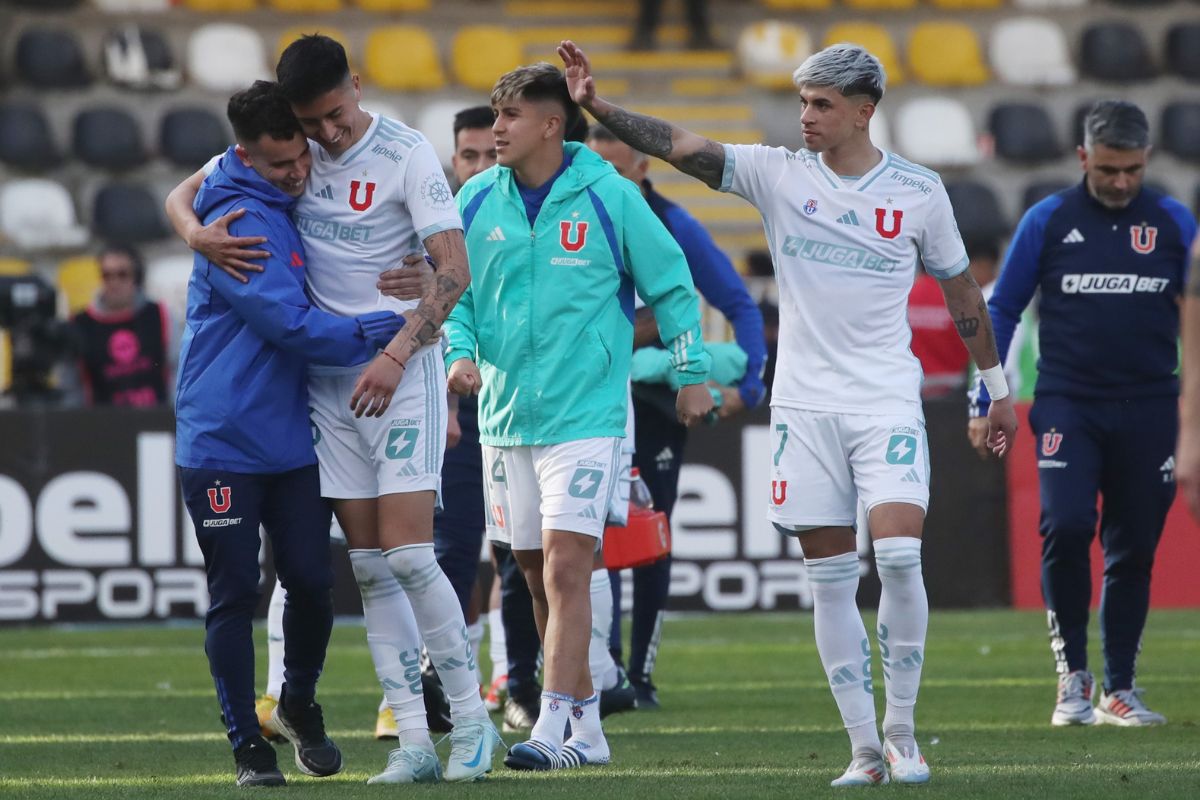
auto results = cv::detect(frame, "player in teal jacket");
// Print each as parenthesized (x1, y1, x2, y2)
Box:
(443, 63, 712, 773)
(444, 146, 710, 445)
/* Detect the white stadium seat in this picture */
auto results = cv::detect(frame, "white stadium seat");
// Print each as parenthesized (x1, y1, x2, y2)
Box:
(894, 98, 980, 168)
(990, 17, 1076, 86)
(415, 100, 468, 168)
(146, 255, 194, 328)
(0, 179, 89, 251)
(870, 107, 892, 153)
(93, 0, 172, 10)
(187, 24, 270, 93)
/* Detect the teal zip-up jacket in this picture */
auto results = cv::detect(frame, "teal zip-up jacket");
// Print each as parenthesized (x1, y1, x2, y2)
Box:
(445, 141, 711, 447)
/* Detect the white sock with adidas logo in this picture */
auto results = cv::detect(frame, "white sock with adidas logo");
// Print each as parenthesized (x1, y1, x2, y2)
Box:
(589, 569, 620, 693)
(805, 552, 881, 756)
(874, 536, 927, 752)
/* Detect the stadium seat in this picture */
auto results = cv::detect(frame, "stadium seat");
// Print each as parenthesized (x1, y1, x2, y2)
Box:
(160, 107, 229, 169)
(187, 24, 270, 92)
(1022, 179, 1073, 210)
(1161, 103, 1200, 162)
(276, 27, 353, 70)
(365, 27, 445, 91)
(92, 183, 169, 243)
(182, 0, 258, 10)
(871, 107, 892, 152)
(908, 22, 988, 86)
(989, 103, 1061, 163)
(15, 28, 92, 89)
(0, 179, 89, 251)
(822, 23, 903, 85)
(451, 27, 524, 92)
(353, 0, 431, 10)
(990, 17, 1075, 86)
(843, 0, 916, 9)
(894, 97, 979, 167)
(73, 108, 148, 171)
(929, 0, 1001, 7)
(945, 180, 1007, 245)
(266, 0, 342, 10)
(93, 1, 172, 11)
(1080, 22, 1155, 82)
(1071, 101, 1100, 147)
(1012, 0, 1086, 6)
(57, 256, 102, 315)
(415, 101, 464, 167)
(762, 0, 833, 9)
(103, 25, 181, 91)
(736, 21, 812, 91)
(0, 102, 61, 171)
(7, 0, 84, 9)
(146, 255, 194, 326)
(1166, 23, 1200, 80)
(0, 258, 33, 277)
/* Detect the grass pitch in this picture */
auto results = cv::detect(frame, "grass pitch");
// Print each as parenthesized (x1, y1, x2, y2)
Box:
(2, 610, 1199, 799)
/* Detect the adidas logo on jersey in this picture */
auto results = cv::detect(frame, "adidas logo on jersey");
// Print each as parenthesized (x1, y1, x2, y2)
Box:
(486, 227, 506, 241)
(900, 468, 922, 484)
(1161, 455, 1175, 483)
(315, 184, 335, 200)
(577, 505, 599, 519)
(836, 211, 861, 226)
(1062, 228, 1085, 244)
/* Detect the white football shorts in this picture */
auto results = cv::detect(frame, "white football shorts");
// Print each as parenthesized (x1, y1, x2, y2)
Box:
(308, 346, 446, 500)
(767, 406, 929, 530)
(483, 437, 622, 550)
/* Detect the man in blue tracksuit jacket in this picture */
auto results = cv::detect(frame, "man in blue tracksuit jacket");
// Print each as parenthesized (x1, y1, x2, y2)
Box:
(175, 81, 404, 786)
(969, 101, 1196, 728)
(587, 126, 767, 708)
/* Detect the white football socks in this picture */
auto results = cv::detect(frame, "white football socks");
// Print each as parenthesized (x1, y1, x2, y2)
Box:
(467, 618, 486, 685)
(806, 551, 881, 757)
(566, 692, 609, 760)
(589, 569, 620, 692)
(487, 607, 507, 681)
(384, 544, 486, 721)
(349, 548, 430, 746)
(265, 577, 286, 699)
(529, 691, 572, 750)
(875, 536, 927, 752)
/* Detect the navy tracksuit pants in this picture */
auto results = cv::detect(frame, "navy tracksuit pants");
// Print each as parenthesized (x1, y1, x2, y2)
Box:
(609, 394, 688, 683)
(1030, 394, 1177, 692)
(180, 464, 334, 749)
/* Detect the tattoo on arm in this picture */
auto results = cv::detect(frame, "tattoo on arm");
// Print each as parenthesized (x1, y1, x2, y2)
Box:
(390, 230, 469, 359)
(594, 106, 726, 188)
(954, 311, 979, 338)
(677, 141, 728, 189)
(941, 269, 999, 363)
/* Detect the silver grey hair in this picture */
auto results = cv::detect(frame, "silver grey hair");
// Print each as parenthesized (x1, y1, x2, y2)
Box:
(1083, 100, 1149, 150)
(792, 44, 886, 103)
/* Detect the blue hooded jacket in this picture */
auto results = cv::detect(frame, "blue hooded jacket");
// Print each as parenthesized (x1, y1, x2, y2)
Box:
(175, 147, 403, 473)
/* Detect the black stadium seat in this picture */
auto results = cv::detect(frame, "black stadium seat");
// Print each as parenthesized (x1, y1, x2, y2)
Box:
(0, 102, 61, 170)
(1080, 22, 1155, 82)
(989, 103, 1061, 163)
(160, 107, 227, 169)
(15, 28, 91, 89)
(103, 26, 179, 90)
(945, 180, 1008, 246)
(8, 0, 85, 8)
(1166, 23, 1200, 80)
(1161, 103, 1200, 162)
(73, 107, 147, 170)
(1022, 179, 1073, 211)
(92, 183, 167, 243)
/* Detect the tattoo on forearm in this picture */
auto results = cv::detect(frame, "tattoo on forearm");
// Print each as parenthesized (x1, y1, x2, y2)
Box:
(678, 141, 727, 188)
(954, 311, 979, 338)
(391, 230, 469, 358)
(595, 108, 674, 159)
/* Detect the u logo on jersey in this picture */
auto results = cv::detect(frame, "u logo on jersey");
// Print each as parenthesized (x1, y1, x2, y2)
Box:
(1041, 432, 1063, 457)
(559, 220, 588, 252)
(771, 480, 787, 505)
(207, 486, 232, 514)
(348, 180, 376, 212)
(1129, 224, 1158, 254)
(874, 208, 903, 239)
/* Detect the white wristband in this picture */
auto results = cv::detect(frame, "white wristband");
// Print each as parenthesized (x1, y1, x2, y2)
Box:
(980, 364, 1010, 402)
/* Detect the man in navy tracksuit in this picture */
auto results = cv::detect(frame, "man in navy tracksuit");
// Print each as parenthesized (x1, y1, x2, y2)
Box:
(969, 101, 1196, 728)
(587, 126, 767, 709)
(175, 81, 405, 786)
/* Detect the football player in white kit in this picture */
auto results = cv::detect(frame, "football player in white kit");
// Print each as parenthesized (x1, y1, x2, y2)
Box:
(164, 36, 501, 784)
(559, 41, 1019, 785)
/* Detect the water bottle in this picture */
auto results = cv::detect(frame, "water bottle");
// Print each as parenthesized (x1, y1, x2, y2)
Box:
(629, 467, 654, 510)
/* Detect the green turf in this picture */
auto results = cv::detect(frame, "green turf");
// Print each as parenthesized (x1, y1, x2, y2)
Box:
(2, 610, 1199, 799)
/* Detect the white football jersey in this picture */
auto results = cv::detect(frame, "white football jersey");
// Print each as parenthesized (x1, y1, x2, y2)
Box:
(296, 113, 462, 320)
(721, 144, 968, 416)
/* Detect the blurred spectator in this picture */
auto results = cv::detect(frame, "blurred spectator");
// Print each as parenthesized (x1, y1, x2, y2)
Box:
(630, 0, 715, 51)
(908, 266, 969, 399)
(68, 244, 174, 407)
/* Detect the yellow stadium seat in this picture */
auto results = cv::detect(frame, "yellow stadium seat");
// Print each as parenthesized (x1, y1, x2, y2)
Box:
(0, 331, 10, 392)
(737, 21, 813, 91)
(0, 258, 31, 276)
(277, 27, 353, 71)
(930, 0, 1001, 7)
(451, 26, 523, 92)
(266, 0, 342, 10)
(366, 27, 444, 91)
(183, 0, 258, 10)
(762, 0, 833, 9)
(352, 0, 430, 11)
(908, 22, 988, 86)
(843, 0, 916, 9)
(57, 256, 101, 315)
(823, 23, 904, 85)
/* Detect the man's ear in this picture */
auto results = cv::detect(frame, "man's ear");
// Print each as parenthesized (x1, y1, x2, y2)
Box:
(234, 143, 253, 167)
